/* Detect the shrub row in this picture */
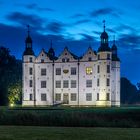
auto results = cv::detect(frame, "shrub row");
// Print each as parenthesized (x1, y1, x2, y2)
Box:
(0, 107, 140, 127)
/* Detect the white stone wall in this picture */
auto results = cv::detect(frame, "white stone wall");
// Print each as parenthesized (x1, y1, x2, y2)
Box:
(22, 48, 120, 107)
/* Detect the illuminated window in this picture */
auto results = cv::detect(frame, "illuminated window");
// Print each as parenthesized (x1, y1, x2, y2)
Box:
(86, 67, 92, 75)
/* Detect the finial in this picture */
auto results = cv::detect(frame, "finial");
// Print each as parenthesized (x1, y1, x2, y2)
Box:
(113, 35, 115, 44)
(103, 20, 105, 32)
(50, 40, 52, 48)
(27, 25, 30, 36)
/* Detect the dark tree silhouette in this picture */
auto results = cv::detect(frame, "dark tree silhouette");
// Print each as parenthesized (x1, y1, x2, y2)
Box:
(0, 46, 22, 105)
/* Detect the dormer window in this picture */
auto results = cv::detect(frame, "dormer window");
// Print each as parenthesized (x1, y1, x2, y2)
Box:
(65, 53, 67, 55)
(62, 58, 65, 62)
(88, 57, 92, 61)
(41, 59, 44, 63)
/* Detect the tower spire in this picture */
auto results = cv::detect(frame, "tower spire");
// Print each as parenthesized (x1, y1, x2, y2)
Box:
(27, 25, 30, 37)
(113, 35, 116, 44)
(103, 20, 106, 32)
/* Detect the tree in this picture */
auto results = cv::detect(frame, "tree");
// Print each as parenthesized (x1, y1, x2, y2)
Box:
(8, 81, 22, 106)
(0, 46, 22, 105)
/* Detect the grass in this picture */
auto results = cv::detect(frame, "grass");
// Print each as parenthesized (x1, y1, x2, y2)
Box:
(0, 126, 140, 140)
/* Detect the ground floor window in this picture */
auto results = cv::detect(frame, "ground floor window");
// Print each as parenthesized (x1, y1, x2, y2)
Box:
(71, 93, 77, 101)
(41, 93, 47, 101)
(29, 94, 33, 101)
(55, 93, 61, 101)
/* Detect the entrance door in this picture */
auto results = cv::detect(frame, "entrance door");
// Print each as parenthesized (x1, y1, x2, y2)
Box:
(63, 93, 69, 104)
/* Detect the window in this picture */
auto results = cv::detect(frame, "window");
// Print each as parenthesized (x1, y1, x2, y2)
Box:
(86, 93, 92, 101)
(29, 68, 33, 75)
(88, 57, 92, 61)
(56, 81, 61, 88)
(62, 58, 65, 62)
(63, 80, 69, 88)
(41, 93, 47, 101)
(97, 79, 99, 87)
(106, 93, 110, 101)
(41, 68, 46, 76)
(56, 68, 61, 75)
(97, 65, 100, 73)
(107, 54, 110, 59)
(29, 94, 33, 101)
(55, 93, 61, 101)
(41, 59, 44, 63)
(71, 80, 76, 88)
(67, 58, 69, 62)
(86, 67, 92, 75)
(86, 80, 92, 88)
(107, 78, 110, 86)
(29, 57, 32, 62)
(98, 55, 100, 60)
(71, 67, 76, 75)
(71, 93, 76, 101)
(97, 93, 99, 101)
(107, 65, 110, 73)
(41, 81, 46, 88)
(29, 80, 32, 87)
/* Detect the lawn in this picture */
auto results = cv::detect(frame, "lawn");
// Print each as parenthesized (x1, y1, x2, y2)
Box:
(0, 126, 140, 140)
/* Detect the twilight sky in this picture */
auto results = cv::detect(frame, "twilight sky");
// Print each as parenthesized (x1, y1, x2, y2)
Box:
(0, 0, 139, 84)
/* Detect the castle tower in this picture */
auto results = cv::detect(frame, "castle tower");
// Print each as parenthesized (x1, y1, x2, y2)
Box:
(96, 21, 112, 106)
(22, 25, 36, 106)
(111, 37, 120, 106)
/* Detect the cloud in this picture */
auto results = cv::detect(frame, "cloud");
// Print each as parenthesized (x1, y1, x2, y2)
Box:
(116, 24, 136, 33)
(118, 33, 140, 48)
(25, 3, 54, 12)
(46, 21, 65, 34)
(91, 8, 121, 18)
(6, 12, 44, 30)
(74, 19, 91, 25)
(80, 33, 95, 41)
(70, 14, 85, 18)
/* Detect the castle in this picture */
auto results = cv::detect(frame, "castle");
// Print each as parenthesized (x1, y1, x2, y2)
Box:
(22, 23, 120, 107)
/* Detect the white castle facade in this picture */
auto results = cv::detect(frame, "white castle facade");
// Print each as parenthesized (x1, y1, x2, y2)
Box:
(22, 25, 120, 107)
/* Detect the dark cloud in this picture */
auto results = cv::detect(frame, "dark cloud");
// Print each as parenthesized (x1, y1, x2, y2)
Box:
(70, 14, 85, 18)
(91, 8, 121, 18)
(80, 33, 95, 41)
(46, 21, 65, 33)
(25, 3, 54, 12)
(6, 12, 44, 29)
(118, 33, 140, 47)
(74, 19, 91, 25)
(116, 24, 136, 32)
(107, 28, 116, 34)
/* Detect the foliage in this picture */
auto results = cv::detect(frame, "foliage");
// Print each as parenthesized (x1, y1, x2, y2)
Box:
(0, 46, 22, 105)
(8, 82, 22, 105)
(0, 107, 140, 127)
